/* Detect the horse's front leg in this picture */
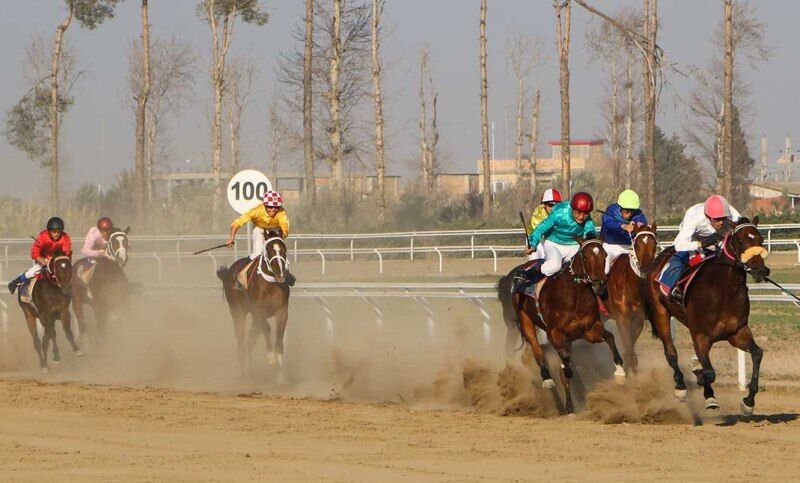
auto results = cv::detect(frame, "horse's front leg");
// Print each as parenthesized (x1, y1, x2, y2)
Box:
(649, 300, 687, 401)
(550, 330, 574, 414)
(690, 332, 719, 410)
(273, 305, 288, 370)
(40, 317, 56, 370)
(585, 320, 626, 383)
(59, 308, 83, 356)
(728, 325, 763, 415)
(23, 310, 46, 373)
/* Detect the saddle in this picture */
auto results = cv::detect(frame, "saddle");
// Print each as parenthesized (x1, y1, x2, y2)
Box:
(657, 251, 717, 298)
(19, 278, 38, 310)
(75, 259, 97, 286)
(234, 257, 277, 291)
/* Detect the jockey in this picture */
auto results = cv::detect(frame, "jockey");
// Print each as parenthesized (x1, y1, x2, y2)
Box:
(528, 188, 562, 260)
(661, 195, 741, 302)
(600, 189, 648, 274)
(81, 217, 114, 260)
(226, 190, 295, 286)
(512, 192, 597, 294)
(7, 217, 72, 294)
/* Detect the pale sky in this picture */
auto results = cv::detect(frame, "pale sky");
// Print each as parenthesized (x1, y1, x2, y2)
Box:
(0, 0, 796, 199)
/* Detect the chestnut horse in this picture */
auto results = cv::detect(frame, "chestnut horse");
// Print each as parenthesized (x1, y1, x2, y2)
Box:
(72, 228, 130, 340)
(603, 223, 659, 374)
(17, 255, 81, 372)
(217, 229, 290, 378)
(642, 217, 769, 414)
(512, 237, 625, 413)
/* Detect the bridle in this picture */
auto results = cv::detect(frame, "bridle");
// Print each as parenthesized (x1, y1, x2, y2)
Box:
(629, 230, 656, 278)
(105, 231, 129, 264)
(46, 255, 71, 287)
(721, 223, 769, 270)
(258, 235, 288, 281)
(570, 239, 606, 286)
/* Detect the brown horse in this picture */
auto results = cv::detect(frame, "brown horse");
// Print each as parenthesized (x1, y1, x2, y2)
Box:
(642, 217, 769, 414)
(17, 255, 81, 373)
(217, 229, 290, 378)
(72, 228, 130, 340)
(603, 223, 659, 374)
(513, 237, 625, 413)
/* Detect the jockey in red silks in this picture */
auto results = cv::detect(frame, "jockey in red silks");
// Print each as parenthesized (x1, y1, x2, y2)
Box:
(7, 217, 72, 294)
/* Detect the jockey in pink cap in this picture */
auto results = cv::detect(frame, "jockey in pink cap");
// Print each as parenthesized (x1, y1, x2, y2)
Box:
(659, 195, 741, 302)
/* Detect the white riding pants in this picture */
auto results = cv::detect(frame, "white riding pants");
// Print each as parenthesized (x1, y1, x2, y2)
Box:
(23, 263, 43, 279)
(526, 242, 545, 261)
(603, 243, 631, 274)
(540, 240, 580, 276)
(250, 227, 266, 260)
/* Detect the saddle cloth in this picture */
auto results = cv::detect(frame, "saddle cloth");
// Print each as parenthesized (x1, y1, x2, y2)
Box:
(75, 259, 97, 286)
(658, 252, 717, 297)
(234, 258, 277, 291)
(19, 278, 38, 309)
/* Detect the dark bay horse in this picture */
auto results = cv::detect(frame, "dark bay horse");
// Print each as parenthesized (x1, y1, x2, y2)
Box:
(18, 255, 81, 372)
(71, 228, 130, 340)
(217, 229, 290, 378)
(512, 237, 626, 413)
(642, 217, 769, 414)
(603, 223, 659, 374)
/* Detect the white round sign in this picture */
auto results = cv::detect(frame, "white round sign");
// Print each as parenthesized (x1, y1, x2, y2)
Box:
(226, 169, 273, 214)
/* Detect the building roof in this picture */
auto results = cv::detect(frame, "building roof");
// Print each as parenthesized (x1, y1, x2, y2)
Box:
(751, 181, 800, 196)
(547, 139, 604, 146)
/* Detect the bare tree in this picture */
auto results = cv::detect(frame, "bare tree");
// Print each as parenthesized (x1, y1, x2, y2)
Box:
(134, 0, 151, 223)
(507, 34, 545, 195)
(224, 56, 256, 173)
(418, 46, 440, 192)
(479, 0, 491, 217)
(721, 0, 733, 199)
(371, 0, 387, 220)
(554, 0, 572, 197)
(268, 97, 280, 181)
(198, 0, 268, 225)
(529, 88, 541, 196)
(303, 0, 315, 206)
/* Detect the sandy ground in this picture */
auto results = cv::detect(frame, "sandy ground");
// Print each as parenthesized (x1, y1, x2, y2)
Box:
(0, 254, 799, 480)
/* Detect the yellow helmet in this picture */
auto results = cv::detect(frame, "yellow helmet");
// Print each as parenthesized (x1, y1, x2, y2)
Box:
(617, 189, 640, 210)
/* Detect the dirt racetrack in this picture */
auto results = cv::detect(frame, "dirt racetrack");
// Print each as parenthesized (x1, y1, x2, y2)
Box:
(1, 256, 800, 480)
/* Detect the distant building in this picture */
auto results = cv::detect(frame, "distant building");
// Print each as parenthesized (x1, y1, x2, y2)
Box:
(749, 181, 800, 212)
(437, 139, 607, 197)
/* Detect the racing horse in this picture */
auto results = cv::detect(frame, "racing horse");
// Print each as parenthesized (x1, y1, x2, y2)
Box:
(603, 223, 659, 374)
(511, 237, 626, 413)
(642, 217, 769, 414)
(17, 255, 81, 373)
(71, 228, 130, 340)
(217, 228, 290, 378)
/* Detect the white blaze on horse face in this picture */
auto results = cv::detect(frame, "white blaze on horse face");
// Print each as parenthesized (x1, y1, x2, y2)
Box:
(273, 242, 284, 276)
(592, 247, 599, 255)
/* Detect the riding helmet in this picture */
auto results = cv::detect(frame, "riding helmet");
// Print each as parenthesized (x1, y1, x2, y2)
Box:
(570, 192, 594, 213)
(617, 189, 640, 210)
(704, 195, 731, 219)
(263, 190, 283, 208)
(46, 216, 65, 231)
(541, 188, 562, 204)
(97, 217, 113, 231)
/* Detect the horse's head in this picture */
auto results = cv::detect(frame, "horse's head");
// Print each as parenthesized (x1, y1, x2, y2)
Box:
(724, 216, 770, 282)
(47, 255, 72, 292)
(632, 223, 658, 269)
(262, 229, 288, 284)
(573, 236, 608, 295)
(106, 226, 130, 267)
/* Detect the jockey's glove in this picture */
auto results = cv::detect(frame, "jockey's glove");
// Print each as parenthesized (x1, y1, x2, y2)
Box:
(700, 232, 723, 248)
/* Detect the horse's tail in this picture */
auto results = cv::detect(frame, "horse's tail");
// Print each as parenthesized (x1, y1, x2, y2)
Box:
(496, 271, 517, 329)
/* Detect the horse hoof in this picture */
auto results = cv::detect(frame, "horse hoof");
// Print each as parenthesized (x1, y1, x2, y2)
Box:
(40, 367, 50, 374)
(614, 364, 627, 384)
(266, 352, 278, 365)
(75, 350, 85, 357)
(689, 355, 702, 372)
(52, 359, 62, 365)
(541, 379, 555, 389)
(740, 401, 755, 416)
(674, 389, 688, 402)
(705, 397, 720, 410)
(276, 353, 284, 368)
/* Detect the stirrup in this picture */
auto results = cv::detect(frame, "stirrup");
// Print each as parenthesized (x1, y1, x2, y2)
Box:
(669, 286, 684, 303)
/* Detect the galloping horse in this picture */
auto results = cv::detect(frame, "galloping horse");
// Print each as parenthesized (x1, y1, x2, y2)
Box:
(642, 217, 769, 414)
(17, 255, 81, 372)
(511, 237, 625, 413)
(71, 228, 131, 340)
(603, 223, 659, 373)
(217, 228, 290, 377)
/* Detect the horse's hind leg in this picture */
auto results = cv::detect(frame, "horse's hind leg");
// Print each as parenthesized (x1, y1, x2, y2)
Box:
(585, 320, 626, 382)
(516, 300, 553, 388)
(727, 325, 762, 415)
(72, 299, 88, 339)
(59, 309, 82, 356)
(650, 301, 687, 400)
(23, 310, 46, 372)
(39, 318, 56, 371)
(230, 306, 248, 378)
(690, 332, 718, 410)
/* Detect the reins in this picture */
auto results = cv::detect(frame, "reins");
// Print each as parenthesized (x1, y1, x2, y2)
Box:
(629, 230, 656, 278)
(570, 239, 605, 285)
(46, 256, 71, 287)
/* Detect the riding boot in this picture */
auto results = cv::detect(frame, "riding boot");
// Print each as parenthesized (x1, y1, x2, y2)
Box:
(670, 285, 684, 303)
(7, 274, 27, 294)
(511, 263, 545, 295)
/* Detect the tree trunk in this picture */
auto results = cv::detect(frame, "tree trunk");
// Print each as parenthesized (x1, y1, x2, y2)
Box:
(371, 0, 387, 221)
(624, 55, 634, 187)
(303, 0, 316, 206)
(610, 55, 621, 186)
(269, 101, 279, 182)
(145, 109, 157, 202)
(418, 50, 431, 190)
(642, 0, 657, 216)
(715, 104, 724, 192)
(135, 0, 152, 225)
(428, 70, 439, 189)
(479, 0, 491, 217)
(515, 75, 524, 193)
(227, 77, 241, 173)
(555, 0, 572, 197)
(529, 88, 540, 197)
(49, 5, 74, 213)
(329, 0, 344, 200)
(722, 0, 733, 199)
